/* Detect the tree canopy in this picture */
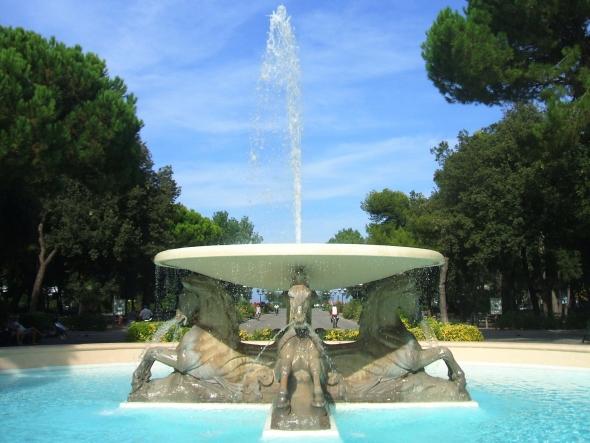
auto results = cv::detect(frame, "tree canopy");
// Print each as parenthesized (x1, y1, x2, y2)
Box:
(327, 228, 365, 244)
(422, 1, 590, 104)
(0, 27, 262, 316)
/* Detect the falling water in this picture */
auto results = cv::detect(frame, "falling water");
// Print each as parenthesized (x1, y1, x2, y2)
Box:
(254, 5, 303, 243)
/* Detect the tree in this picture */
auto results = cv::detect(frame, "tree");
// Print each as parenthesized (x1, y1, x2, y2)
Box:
(422, 2, 590, 319)
(327, 228, 365, 244)
(361, 189, 419, 246)
(0, 27, 179, 312)
(212, 211, 263, 244)
(432, 105, 589, 315)
(422, 1, 590, 104)
(171, 205, 222, 247)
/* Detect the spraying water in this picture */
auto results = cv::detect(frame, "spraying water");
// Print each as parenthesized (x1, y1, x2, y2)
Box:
(254, 5, 303, 243)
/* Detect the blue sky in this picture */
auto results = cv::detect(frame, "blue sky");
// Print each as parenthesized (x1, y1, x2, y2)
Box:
(2, 0, 503, 243)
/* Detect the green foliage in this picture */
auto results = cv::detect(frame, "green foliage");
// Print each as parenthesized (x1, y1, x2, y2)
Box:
(236, 298, 255, 322)
(171, 205, 222, 247)
(322, 328, 360, 341)
(342, 299, 363, 322)
(356, 189, 444, 249)
(403, 316, 483, 342)
(247, 328, 276, 341)
(432, 105, 590, 314)
(439, 323, 484, 341)
(212, 211, 263, 244)
(62, 313, 107, 331)
(126, 321, 190, 342)
(328, 228, 365, 244)
(0, 27, 180, 313)
(362, 189, 410, 228)
(65, 273, 119, 315)
(422, 2, 590, 104)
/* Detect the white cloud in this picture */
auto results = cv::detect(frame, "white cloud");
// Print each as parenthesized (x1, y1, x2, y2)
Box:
(173, 134, 442, 216)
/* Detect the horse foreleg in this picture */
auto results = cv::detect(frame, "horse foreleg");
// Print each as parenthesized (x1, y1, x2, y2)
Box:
(131, 347, 179, 392)
(309, 357, 326, 408)
(396, 345, 465, 387)
(275, 359, 292, 409)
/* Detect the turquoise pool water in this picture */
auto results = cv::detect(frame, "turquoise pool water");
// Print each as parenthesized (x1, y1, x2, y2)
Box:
(1, 362, 588, 442)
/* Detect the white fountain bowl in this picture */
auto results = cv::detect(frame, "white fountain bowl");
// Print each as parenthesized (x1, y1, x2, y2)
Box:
(154, 243, 444, 290)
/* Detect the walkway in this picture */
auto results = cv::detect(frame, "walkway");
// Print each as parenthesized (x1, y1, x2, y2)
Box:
(240, 307, 359, 332)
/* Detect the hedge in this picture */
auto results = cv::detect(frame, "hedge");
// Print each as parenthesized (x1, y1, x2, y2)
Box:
(127, 321, 190, 342)
(404, 317, 483, 342)
(321, 328, 360, 341)
(127, 319, 483, 343)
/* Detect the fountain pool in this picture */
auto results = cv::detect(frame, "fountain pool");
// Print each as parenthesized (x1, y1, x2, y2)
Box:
(1, 361, 588, 442)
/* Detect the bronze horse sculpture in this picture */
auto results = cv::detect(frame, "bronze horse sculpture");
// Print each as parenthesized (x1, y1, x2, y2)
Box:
(324, 275, 468, 402)
(271, 282, 331, 430)
(275, 284, 326, 409)
(130, 273, 276, 402)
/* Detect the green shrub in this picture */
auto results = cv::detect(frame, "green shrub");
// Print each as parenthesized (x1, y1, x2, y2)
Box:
(419, 316, 443, 339)
(439, 324, 484, 341)
(238, 328, 276, 341)
(248, 328, 276, 340)
(407, 325, 426, 340)
(236, 299, 255, 322)
(342, 300, 363, 322)
(62, 313, 108, 331)
(404, 316, 483, 342)
(323, 328, 360, 341)
(126, 321, 190, 342)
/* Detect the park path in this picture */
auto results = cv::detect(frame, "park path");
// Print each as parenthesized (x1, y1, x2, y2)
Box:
(240, 307, 358, 332)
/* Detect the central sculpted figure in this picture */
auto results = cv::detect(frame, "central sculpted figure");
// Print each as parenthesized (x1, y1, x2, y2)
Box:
(272, 280, 330, 430)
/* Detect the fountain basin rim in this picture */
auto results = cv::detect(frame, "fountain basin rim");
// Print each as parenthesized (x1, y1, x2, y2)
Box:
(2, 342, 589, 371)
(154, 243, 445, 290)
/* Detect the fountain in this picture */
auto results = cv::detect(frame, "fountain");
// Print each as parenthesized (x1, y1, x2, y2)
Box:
(252, 4, 303, 243)
(128, 6, 469, 432)
(129, 244, 470, 431)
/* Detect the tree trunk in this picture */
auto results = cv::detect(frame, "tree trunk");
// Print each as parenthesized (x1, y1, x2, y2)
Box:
(521, 247, 540, 315)
(438, 257, 449, 324)
(30, 221, 57, 312)
(500, 270, 516, 314)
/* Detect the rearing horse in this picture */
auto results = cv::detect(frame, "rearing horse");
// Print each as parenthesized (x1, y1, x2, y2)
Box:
(275, 284, 326, 409)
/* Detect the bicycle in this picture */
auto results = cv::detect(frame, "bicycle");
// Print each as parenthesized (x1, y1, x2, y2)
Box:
(331, 314, 339, 329)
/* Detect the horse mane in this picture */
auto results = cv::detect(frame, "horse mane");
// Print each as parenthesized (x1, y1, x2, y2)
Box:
(358, 273, 419, 339)
(181, 273, 241, 348)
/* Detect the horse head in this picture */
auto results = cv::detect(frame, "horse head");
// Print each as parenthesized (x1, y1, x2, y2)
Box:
(180, 273, 240, 348)
(288, 284, 312, 328)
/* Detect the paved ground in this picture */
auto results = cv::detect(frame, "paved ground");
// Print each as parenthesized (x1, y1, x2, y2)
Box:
(240, 307, 358, 332)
